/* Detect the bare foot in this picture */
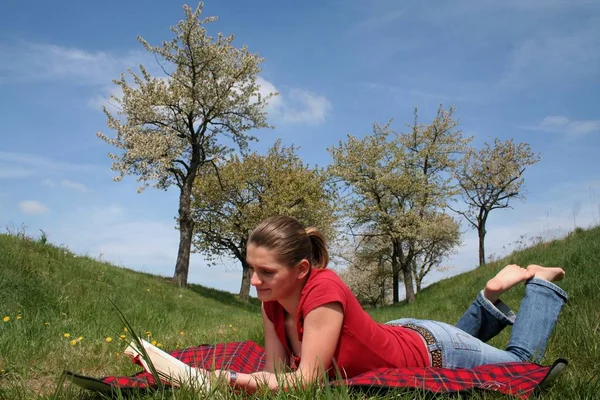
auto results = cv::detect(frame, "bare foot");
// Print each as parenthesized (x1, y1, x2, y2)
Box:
(526, 264, 565, 282)
(484, 264, 535, 303)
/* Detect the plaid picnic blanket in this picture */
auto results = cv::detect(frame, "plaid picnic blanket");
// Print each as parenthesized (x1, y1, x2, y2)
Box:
(67, 340, 567, 399)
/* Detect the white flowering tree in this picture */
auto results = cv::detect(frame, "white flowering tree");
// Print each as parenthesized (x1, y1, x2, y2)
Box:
(411, 211, 459, 293)
(329, 106, 469, 303)
(335, 235, 394, 308)
(451, 138, 540, 266)
(191, 140, 338, 300)
(97, 3, 273, 286)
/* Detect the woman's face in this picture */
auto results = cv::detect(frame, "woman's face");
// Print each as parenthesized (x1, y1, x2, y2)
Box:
(246, 243, 305, 302)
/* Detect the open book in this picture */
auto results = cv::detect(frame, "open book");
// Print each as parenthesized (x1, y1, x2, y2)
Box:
(123, 339, 210, 390)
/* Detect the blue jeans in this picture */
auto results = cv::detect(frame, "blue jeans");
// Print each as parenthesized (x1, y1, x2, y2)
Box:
(386, 278, 568, 368)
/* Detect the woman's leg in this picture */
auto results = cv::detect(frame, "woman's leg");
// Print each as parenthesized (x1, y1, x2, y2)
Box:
(455, 265, 532, 342)
(424, 265, 567, 367)
(387, 265, 567, 367)
(504, 265, 567, 362)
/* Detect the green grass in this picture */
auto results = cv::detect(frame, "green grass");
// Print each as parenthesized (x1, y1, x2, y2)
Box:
(1, 226, 599, 399)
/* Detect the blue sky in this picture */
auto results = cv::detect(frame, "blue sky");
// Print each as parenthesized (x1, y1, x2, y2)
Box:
(1, 0, 599, 296)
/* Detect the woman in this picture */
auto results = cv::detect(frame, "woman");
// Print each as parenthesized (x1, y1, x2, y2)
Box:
(205, 215, 567, 391)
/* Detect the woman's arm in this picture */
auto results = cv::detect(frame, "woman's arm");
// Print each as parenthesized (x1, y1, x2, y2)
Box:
(261, 303, 288, 373)
(219, 302, 344, 391)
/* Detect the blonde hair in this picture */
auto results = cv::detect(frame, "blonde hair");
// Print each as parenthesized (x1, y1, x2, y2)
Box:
(248, 215, 329, 269)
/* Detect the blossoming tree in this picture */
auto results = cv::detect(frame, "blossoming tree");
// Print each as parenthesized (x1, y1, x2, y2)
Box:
(451, 138, 540, 266)
(97, 3, 273, 286)
(329, 106, 469, 303)
(191, 140, 337, 300)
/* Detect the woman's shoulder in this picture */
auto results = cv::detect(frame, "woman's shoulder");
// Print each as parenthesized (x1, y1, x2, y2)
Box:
(299, 268, 353, 311)
(306, 268, 348, 289)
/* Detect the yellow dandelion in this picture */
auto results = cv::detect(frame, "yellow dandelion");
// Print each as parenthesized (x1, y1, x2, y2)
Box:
(156, 343, 162, 348)
(119, 334, 127, 340)
(146, 288, 150, 292)
(229, 324, 233, 328)
(16, 315, 22, 320)
(78, 336, 84, 341)
(63, 333, 71, 338)
(179, 330, 185, 336)
(105, 337, 113, 343)
(145, 331, 152, 337)
(114, 352, 120, 358)
(2, 316, 9, 322)
(69, 339, 78, 346)
(44, 322, 50, 326)
(123, 327, 128, 332)
(151, 340, 157, 346)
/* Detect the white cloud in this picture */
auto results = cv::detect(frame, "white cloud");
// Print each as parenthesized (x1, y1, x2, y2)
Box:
(531, 115, 600, 137)
(257, 77, 332, 126)
(282, 89, 332, 125)
(0, 41, 331, 127)
(255, 77, 283, 111)
(0, 152, 103, 177)
(359, 81, 479, 104)
(88, 84, 124, 112)
(60, 180, 89, 192)
(348, 10, 406, 35)
(493, 0, 596, 9)
(499, 25, 600, 91)
(0, 164, 37, 179)
(0, 41, 153, 85)
(19, 200, 49, 215)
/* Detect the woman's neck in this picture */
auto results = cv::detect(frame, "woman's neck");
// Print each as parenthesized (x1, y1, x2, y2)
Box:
(278, 272, 311, 318)
(278, 288, 302, 318)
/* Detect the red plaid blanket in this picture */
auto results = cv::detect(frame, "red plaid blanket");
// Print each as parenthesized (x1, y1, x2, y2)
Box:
(67, 340, 567, 399)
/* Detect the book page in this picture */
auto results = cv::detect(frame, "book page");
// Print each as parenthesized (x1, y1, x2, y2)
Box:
(124, 340, 210, 390)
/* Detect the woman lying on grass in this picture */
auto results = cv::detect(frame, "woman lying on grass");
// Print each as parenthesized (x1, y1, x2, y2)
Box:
(200, 215, 568, 391)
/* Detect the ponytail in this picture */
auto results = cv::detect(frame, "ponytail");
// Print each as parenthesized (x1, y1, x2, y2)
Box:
(306, 227, 329, 269)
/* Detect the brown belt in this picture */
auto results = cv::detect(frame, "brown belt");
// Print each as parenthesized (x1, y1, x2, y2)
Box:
(402, 323, 443, 368)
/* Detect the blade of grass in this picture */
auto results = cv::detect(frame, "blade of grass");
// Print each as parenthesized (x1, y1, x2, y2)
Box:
(109, 298, 165, 391)
(51, 370, 67, 399)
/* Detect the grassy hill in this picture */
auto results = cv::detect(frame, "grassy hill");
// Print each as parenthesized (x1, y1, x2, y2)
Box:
(1, 226, 599, 399)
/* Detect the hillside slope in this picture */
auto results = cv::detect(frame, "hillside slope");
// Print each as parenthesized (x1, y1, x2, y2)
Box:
(1, 226, 599, 399)
(0, 233, 263, 397)
(369, 226, 600, 396)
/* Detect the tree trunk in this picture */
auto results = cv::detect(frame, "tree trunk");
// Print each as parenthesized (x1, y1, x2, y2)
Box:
(391, 242, 400, 303)
(392, 267, 400, 303)
(411, 259, 421, 294)
(478, 224, 487, 266)
(238, 259, 251, 301)
(396, 241, 416, 303)
(402, 264, 416, 303)
(174, 184, 195, 287)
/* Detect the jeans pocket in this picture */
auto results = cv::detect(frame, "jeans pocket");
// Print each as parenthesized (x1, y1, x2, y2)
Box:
(430, 321, 481, 351)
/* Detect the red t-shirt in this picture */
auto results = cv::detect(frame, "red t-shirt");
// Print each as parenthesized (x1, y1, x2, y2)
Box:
(263, 268, 430, 379)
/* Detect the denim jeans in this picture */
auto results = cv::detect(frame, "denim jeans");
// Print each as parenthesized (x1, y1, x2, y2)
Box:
(385, 277, 568, 368)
